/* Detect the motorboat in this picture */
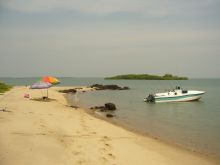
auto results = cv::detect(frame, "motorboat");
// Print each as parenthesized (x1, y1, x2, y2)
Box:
(144, 86, 205, 103)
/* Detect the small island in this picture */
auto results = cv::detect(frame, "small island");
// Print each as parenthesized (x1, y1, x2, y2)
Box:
(105, 74, 188, 80)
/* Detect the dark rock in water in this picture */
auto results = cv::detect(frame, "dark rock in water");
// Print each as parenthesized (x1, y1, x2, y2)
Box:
(105, 103, 116, 110)
(59, 89, 77, 94)
(100, 109, 107, 112)
(90, 84, 130, 90)
(75, 87, 83, 90)
(90, 103, 117, 111)
(94, 106, 103, 109)
(90, 106, 106, 111)
(106, 114, 114, 118)
(122, 86, 129, 90)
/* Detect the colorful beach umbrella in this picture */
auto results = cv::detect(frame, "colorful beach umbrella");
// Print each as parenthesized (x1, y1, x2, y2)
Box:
(30, 82, 52, 89)
(30, 81, 52, 98)
(42, 76, 60, 85)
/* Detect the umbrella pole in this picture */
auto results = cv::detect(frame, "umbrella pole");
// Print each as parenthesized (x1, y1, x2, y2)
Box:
(41, 89, 43, 97)
(47, 89, 49, 98)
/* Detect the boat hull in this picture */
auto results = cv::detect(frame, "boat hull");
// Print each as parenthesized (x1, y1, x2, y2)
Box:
(155, 93, 204, 103)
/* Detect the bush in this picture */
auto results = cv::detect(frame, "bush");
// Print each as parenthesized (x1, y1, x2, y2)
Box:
(0, 81, 12, 93)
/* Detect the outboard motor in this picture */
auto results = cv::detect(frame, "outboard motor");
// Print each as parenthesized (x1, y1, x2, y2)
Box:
(146, 94, 155, 103)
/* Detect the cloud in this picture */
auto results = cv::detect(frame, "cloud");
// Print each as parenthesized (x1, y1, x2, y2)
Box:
(0, 0, 220, 77)
(1, 0, 219, 18)
(1, 24, 219, 51)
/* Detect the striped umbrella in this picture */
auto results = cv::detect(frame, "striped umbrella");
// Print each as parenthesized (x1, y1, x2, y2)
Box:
(42, 76, 60, 85)
(30, 82, 52, 89)
(30, 81, 52, 98)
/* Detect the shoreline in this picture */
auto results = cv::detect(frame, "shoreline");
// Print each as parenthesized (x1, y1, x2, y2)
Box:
(65, 86, 220, 160)
(89, 109, 219, 159)
(79, 103, 220, 160)
(62, 86, 220, 160)
(0, 86, 219, 165)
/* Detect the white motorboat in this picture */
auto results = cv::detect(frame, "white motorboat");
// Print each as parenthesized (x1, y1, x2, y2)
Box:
(144, 86, 205, 103)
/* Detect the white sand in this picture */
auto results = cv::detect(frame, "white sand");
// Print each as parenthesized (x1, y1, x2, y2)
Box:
(0, 86, 219, 165)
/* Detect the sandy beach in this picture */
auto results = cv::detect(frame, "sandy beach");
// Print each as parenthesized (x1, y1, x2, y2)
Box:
(0, 86, 219, 165)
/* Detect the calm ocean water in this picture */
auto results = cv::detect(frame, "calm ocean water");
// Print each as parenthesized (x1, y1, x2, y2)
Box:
(1, 77, 220, 157)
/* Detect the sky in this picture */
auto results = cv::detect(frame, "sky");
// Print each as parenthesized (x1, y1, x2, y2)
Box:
(0, 0, 220, 78)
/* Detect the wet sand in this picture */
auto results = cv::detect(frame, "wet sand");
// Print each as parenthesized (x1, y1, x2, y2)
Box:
(0, 86, 219, 165)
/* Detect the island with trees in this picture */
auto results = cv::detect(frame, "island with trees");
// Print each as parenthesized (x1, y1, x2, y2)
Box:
(105, 74, 188, 80)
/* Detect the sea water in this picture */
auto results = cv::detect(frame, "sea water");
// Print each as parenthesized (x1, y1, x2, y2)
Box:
(1, 77, 220, 157)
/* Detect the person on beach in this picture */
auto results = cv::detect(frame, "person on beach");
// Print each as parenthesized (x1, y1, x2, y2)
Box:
(74, 90, 79, 106)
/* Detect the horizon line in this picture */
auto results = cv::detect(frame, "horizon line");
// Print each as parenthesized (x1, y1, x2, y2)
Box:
(1, 76, 220, 79)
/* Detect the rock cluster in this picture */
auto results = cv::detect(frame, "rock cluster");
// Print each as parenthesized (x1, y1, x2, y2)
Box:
(90, 84, 129, 90)
(106, 114, 114, 118)
(90, 103, 116, 111)
(59, 89, 77, 94)
(91, 103, 116, 118)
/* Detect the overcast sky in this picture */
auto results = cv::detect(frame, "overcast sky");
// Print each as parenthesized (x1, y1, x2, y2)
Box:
(0, 0, 220, 78)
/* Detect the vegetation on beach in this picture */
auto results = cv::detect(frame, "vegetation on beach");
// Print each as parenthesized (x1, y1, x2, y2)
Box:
(0, 81, 12, 93)
(105, 74, 188, 80)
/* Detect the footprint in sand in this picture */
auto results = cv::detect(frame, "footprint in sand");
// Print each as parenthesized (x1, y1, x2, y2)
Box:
(76, 157, 88, 164)
(100, 156, 109, 163)
(103, 136, 110, 140)
(104, 143, 112, 148)
(99, 136, 112, 150)
(11, 132, 31, 136)
(100, 147, 115, 157)
(37, 133, 47, 136)
(108, 153, 116, 159)
(72, 151, 81, 156)
(48, 130, 54, 134)
(76, 131, 81, 135)
(100, 136, 111, 143)
(100, 147, 107, 152)
(77, 160, 84, 164)
(99, 135, 117, 161)
(77, 145, 82, 149)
